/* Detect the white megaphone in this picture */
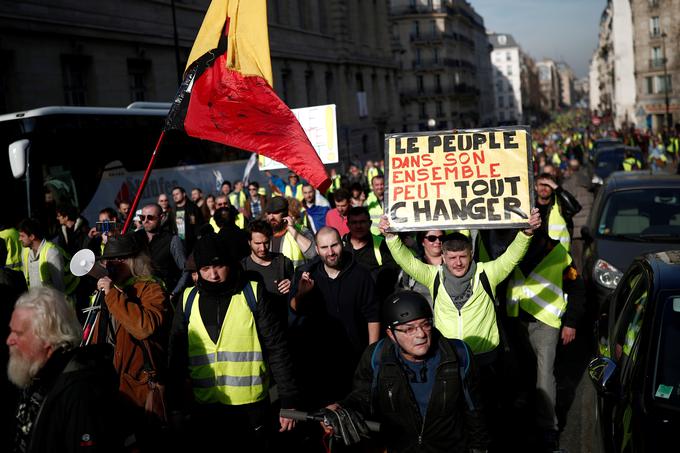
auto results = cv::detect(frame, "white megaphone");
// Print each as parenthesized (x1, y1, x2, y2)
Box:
(70, 249, 108, 279)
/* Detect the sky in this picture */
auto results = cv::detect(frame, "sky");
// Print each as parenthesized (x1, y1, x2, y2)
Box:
(471, 0, 605, 78)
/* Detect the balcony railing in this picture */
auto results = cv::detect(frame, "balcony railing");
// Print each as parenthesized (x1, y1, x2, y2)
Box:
(649, 58, 665, 69)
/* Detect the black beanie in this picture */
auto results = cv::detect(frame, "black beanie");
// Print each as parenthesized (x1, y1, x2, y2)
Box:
(193, 233, 231, 269)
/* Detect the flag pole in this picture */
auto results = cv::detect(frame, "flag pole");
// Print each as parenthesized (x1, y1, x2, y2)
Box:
(121, 130, 166, 234)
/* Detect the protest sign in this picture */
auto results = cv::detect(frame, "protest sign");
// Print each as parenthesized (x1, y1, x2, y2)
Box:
(385, 127, 534, 231)
(258, 104, 339, 170)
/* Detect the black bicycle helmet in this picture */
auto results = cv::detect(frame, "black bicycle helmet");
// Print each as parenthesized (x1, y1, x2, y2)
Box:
(382, 290, 433, 329)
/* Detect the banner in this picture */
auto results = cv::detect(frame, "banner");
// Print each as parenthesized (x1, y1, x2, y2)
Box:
(385, 127, 534, 231)
(258, 104, 338, 170)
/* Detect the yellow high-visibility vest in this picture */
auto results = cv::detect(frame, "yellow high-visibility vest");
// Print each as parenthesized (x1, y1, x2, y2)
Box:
(0, 228, 22, 271)
(284, 184, 304, 201)
(22, 241, 79, 294)
(548, 203, 570, 251)
(183, 283, 268, 405)
(506, 244, 571, 328)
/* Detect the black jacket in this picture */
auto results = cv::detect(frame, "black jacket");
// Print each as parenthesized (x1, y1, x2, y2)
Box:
(166, 266, 300, 410)
(340, 333, 489, 453)
(13, 345, 122, 453)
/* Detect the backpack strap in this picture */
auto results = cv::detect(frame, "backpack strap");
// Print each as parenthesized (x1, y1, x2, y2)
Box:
(478, 270, 495, 303)
(451, 339, 475, 412)
(183, 287, 199, 324)
(243, 281, 257, 313)
(432, 270, 441, 308)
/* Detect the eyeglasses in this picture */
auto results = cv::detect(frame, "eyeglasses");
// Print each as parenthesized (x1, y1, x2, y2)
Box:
(393, 320, 433, 336)
(139, 215, 157, 222)
(424, 235, 446, 243)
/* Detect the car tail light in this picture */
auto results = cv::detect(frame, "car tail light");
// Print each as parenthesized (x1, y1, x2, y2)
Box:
(593, 259, 622, 289)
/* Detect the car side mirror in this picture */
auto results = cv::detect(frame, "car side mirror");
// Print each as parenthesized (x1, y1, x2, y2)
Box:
(581, 226, 592, 242)
(588, 356, 618, 398)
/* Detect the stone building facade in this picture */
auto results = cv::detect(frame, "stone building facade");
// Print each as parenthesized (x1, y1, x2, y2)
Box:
(389, 0, 491, 131)
(0, 0, 401, 161)
(536, 59, 560, 112)
(630, 0, 680, 130)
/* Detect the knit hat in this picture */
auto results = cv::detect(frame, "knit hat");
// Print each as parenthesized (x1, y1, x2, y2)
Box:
(193, 233, 231, 269)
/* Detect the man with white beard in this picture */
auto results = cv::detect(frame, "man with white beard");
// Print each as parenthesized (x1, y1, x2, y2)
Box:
(6, 287, 121, 453)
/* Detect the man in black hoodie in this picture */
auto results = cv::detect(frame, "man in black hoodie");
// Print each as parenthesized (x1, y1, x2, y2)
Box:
(290, 226, 380, 408)
(166, 233, 299, 452)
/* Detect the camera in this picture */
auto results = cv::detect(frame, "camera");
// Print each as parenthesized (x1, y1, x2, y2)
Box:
(95, 221, 121, 235)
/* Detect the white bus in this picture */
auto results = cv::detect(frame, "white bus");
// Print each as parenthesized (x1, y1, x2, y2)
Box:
(0, 102, 257, 227)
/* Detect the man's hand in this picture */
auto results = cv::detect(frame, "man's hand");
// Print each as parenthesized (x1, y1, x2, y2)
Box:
(277, 278, 292, 295)
(561, 326, 576, 345)
(523, 208, 542, 236)
(97, 276, 114, 295)
(296, 272, 315, 297)
(279, 412, 296, 432)
(378, 215, 396, 239)
(284, 216, 296, 230)
(88, 227, 100, 239)
(537, 176, 558, 191)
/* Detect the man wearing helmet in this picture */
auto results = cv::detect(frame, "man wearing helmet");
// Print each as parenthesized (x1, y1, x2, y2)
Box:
(322, 290, 488, 452)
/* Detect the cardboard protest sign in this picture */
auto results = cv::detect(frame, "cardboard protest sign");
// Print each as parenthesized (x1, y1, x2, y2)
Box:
(385, 127, 534, 231)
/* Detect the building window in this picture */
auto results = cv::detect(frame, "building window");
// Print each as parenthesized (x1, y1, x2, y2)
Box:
(507, 66, 513, 76)
(498, 96, 504, 108)
(435, 74, 442, 93)
(412, 21, 420, 38)
(417, 75, 424, 93)
(325, 70, 334, 104)
(651, 47, 664, 68)
(650, 16, 661, 37)
(656, 75, 672, 93)
(498, 35, 507, 45)
(506, 51, 511, 61)
(646, 76, 654, 94)
(305, 69, 316, 106)
(499, 110, 505, 121)
(419, 102, 427, 119)
(508, 95, 514, 107)
(496, 80, 503, 93)
(281, 68, 291, 104)
(415, 48, 422, 64)
(62, 55, 91, 106)
(127, 59, 151, 102)
(433, 47, 439, 63)
(436, 101, 443, 116)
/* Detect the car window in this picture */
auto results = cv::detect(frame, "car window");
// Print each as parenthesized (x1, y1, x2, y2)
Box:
(597, 188, 680, 238)
(610, 269, 649, 364)
(654, 295, 680, 409)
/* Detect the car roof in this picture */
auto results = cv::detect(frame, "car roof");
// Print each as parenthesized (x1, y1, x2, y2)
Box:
(600, 171, 680, 192)
(638, 250, 680, 287)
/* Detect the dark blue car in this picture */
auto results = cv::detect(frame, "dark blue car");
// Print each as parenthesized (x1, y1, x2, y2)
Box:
(588, 251, 680, 453)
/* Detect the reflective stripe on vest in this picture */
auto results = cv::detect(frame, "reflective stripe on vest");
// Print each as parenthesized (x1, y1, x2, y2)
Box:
(281, 230, 305, 268)
(182, 284, 268, 405)
(285, 184, 304, 201)
(372, 235, 383, 266)
(22, 241, 78, 294)
(506, 244, 571, 328)
(0, 228, 22, 271)
(548, 203, 570, 251)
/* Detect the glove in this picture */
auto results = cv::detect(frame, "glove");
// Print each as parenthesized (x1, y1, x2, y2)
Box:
(316, 407, 370, 446)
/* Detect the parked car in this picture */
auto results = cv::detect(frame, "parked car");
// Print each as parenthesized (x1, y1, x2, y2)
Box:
(588, 251, 680, 453)
(588, 137, 623, 162)
(591, 146, 645, 186)
(582, 172, 680, 310)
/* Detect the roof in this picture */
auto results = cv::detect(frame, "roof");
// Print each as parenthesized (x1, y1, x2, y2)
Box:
(605, 172, 680, 191)
(488, 33, 519, 50)
(0, 103, 171, 123)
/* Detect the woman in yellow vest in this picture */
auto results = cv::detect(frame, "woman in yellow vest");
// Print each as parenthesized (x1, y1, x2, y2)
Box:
(166, 233, 299, 451)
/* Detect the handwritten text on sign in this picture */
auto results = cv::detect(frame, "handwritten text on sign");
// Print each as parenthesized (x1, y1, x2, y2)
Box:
(385, 128, 533, 231)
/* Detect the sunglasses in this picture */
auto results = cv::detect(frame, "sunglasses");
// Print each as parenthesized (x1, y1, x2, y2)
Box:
(139, 215, 157, 222)
(424, 235, 446, 243)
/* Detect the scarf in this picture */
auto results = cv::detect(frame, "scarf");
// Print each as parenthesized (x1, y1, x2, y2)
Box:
(443, 261, 477, 312)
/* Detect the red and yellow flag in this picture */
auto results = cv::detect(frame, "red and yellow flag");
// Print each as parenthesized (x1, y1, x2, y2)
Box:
(167, 0, 330, 191)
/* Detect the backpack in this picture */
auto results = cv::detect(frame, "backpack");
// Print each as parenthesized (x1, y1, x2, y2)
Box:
(183, 281, 257, 323)
(369, 336, 476, 412)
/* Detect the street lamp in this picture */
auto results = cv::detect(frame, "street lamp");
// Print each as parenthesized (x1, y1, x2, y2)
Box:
(661, 32, 671, 129)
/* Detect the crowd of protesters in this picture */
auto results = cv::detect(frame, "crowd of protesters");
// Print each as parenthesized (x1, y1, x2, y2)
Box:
(2, 112, 680, 453)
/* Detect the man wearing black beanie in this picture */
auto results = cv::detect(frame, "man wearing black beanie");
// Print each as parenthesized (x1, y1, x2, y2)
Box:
(166, 233, 299, 451)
